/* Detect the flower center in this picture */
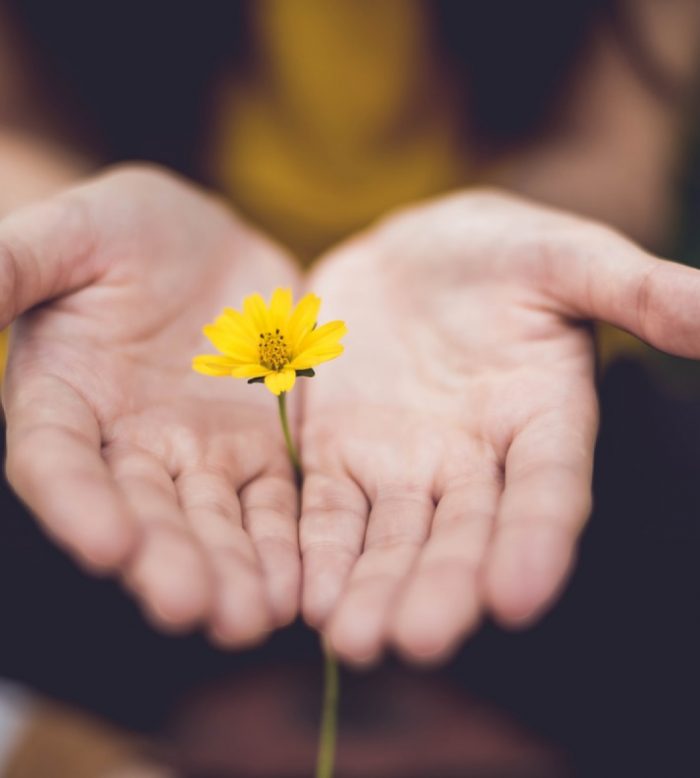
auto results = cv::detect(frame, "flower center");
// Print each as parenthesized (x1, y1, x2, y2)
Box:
(259, 329, 290, 371)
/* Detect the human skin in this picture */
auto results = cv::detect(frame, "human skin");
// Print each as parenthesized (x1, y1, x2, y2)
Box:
(1, 166, 303, 646)
(300, 189, 700, 664)
(4, 171, 700, 661)
(1, 2, 700, 660)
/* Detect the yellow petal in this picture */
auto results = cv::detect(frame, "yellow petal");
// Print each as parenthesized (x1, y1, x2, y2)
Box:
(219, 307, 259, 342)
(290, 344, 344, 370)
(297, 320, 347, 353)
(202, 324, 258, 362)
(230, 363, 273, 379)
(264, 368, 296, 395)
(287, 293, 321, 350)
(192, 354, 236, 376)
(269, 288, 293, 330)
(243, 293, 270, 335)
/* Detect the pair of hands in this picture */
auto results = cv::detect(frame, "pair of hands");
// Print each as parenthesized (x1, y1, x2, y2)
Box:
(2, 166, 698, 665)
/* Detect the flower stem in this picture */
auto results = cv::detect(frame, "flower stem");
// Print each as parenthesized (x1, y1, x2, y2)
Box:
(316, 637, 340, 778)
(276, 392, 339, 778)
(277, 392, 302, 484)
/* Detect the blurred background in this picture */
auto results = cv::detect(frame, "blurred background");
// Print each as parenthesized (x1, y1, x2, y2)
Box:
(1, 1, 699, 775)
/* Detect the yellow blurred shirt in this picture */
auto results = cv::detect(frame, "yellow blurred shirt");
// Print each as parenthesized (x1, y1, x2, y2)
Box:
(206, 0, 469, 263)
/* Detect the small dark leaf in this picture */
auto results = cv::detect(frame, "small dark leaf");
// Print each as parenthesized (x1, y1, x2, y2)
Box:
(247, 376, 265, 384)
(295, 368, 316, 378)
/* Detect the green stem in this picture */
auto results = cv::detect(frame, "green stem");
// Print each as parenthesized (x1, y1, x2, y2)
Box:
(275, 392, 339, 778)
(316, 637, 340, 778)
(277, 392, 302, 484)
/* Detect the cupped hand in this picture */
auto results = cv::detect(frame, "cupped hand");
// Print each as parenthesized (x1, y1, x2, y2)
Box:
(1, 165, 302, 646)
(299, 190, 700, 664)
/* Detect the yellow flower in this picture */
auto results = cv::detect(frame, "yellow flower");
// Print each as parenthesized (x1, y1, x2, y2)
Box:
(193, 288, 347, 395)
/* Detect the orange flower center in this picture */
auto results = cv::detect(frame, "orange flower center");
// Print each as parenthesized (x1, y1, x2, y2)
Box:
(259, 329, 290, 371)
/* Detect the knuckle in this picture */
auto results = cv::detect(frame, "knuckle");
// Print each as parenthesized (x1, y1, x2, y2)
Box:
(301, 538, 356, 559)
(242, 475, 295, 516)
(192, 492, 237, 518)
(254, 532, 298, 557)
(503, 486, 592, 535)
(303, 474, 363, 514)
(633, 264, 662, 341)
(366, 532, 424, 552)
(372, 483, 434, 517)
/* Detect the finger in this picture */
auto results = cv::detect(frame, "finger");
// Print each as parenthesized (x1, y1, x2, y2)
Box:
(483, 405, 597, 627)
(326, 486, 434, 665)
(175, 469, 274, 647)
(390, 471, 500, 663)
(0, 193, 103, 328)
(547, 225, 700, 357)
(300, 473, 370, 629)
(3, 373, 136, 570)
(240, 473, 300, 629)
(105, 447, 213, 631)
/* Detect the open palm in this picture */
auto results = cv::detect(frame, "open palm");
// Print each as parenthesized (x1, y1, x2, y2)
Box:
(1, 167, 302, 645)
(300, 190, 700, 664)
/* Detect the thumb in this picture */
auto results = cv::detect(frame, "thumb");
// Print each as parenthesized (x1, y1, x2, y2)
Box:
(547, 226, 700, 358)
(0, 193, 101, 328)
